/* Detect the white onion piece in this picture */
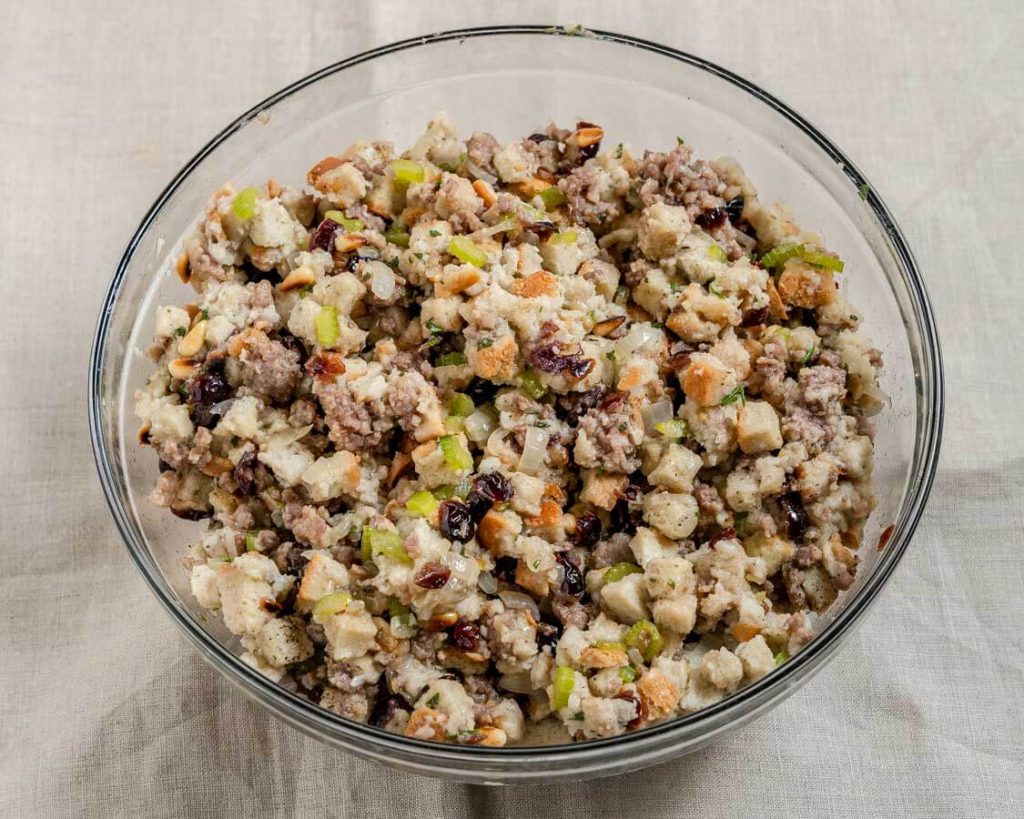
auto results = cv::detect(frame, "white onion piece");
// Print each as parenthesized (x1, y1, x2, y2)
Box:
(615, 323, 662, 361)
(641, 399, 674, 433)
(464, 408, 498, 444)
(477, 570, 498, 595)
(498, 672, 534, 695)
(471, 219, 517, 240)
(210, 398, 235, 417)
(518, 427, 550, 475)
(735, 230, 756, 252)
(498, 590, 541, 621)
(368, 261, 396, 300)
(485, 427, 512, 458)
(466, 159, 497, 185)
(860, 383, 889, 416)
(266, 424, 313, 447)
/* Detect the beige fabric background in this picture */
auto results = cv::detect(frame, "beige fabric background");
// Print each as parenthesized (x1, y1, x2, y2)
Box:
(2, 1, 1022, 816)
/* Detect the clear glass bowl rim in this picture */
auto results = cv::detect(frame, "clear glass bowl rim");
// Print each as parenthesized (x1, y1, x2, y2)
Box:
(88, 24, 944, 766)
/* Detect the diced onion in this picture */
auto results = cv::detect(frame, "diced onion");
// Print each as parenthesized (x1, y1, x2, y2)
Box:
(498, 672, 534, 695)
(498, 590, 541, 622)
(369, 262, 396, 300)
(615, 323, 662, 361)
(518, 427, 550, 475)
(464, 408, 498, 443)
(641, 399, 674, 433)
(266, 424, 313, 448)
(477, 571, 498, 595)
(859, 383, 889, 416)
(465, 159, 497, 185)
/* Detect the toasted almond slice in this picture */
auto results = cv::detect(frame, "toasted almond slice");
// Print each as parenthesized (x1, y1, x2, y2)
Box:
(201, 456, 234, 477)
(574, 126, 604, 148)
(334, 233, 366, 254)
(174, 251, 191, 284)
(387, 451, 413, 486)
(168, 357, 197, 380)
(137, 424, 151, 445)
(404, 708, 447, 740)
(266, 178, 283, 199)
(177, 320, 207, 357)
(423, 612, 459, 632)
(472, 179, 497, 207)
(279, 266, 317, 292)
(184, 303, 200, 322)
(511, 177, 550, 199)
(477, 726, 508, 747)
(592, 315, 626, 337)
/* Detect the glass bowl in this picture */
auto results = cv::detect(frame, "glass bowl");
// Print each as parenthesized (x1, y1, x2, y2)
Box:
(89, 25, 943, 784)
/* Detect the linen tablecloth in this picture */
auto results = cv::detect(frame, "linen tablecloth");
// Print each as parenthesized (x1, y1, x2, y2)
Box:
(2, 1, 1022, 815)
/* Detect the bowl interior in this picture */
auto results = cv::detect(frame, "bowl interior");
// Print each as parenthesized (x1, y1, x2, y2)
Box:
(92, 27, 940, 779)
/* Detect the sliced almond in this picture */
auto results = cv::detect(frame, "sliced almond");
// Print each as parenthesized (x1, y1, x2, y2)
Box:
(472, 178, 497, 207)
(177, 320, 207, 357)
(279, 266, 317, 292)
(265, 178, 283, 199)
(574, 125, 604, 148)
(334, 233, 366, 254)
(423, 612, 459, 632)
(174, 251, 191, 284)
(387, 451, 413, 486)
(168, 357, 197, 381)
(307, 155, 345, 186)
(201, 456, 234, 477)
(137, 424, 151, 445)
(592, 315, 626, 337)
(477, 726, 508, 747)
(184, 303, 200, 322)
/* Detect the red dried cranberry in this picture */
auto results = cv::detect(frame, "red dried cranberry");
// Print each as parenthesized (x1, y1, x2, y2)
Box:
(556, 387, 608, 426)
(187, 370, 232, 427)
(572, 512, 602, 550)
(466, 472, 511, 521)
(310, 218, 341, 252)
(779, 492, 810, 541)
(439, 500, 475, 542)
(451, 622, 481, 652)
(414, 561, 451, 589)
(170, 507, 208, 521)
(694, 206, 727, 230)
(725, 196, 745, 223)
(599, 390, 628, 412)
(529, 340, 595, 382)
(233, 449, 258, 497)
(555, 551, 584, 597)
(706, 526, 737, 548)
(619, 691, 646, 730)
(369, 677, 412, 728)
(742, 307, 769, 327)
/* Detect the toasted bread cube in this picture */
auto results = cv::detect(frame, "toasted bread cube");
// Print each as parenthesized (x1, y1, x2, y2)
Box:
(322, 609, 378, 661)
(256, 617, 314, 667)
(579, 469, 627, 511)
(777, 259, 836, 309)
(472, 335, 519, 383)
(296, 551, 350, 611)
(642, 492, 699, 540)
(636, 669, 680, 720)
(600, 573, 650, 624)
(682, 352, 737, 407)
(301, 451, 362, 502)
(737, 400, 783, 454)
(637, 202, 690, 260)
(648, 444, 703, 493)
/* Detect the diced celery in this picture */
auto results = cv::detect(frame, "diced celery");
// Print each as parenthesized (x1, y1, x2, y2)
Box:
(324, 210, 364, 232)
(315, 305, 339, 347)
(361, 526, 413, 566)
(538, 186, 567, 210)
(245, 530, 259, 552)
(624, 621, 664, 662)
(758, 242, 802, 269)
(444, 415, 464, 433)
(552, 666, 576, 711)
(707, 245, 728, 263)
(384, 225, 410, 247)
(619, 666, 637, 683)
(435, 351, 468, 367)
(654, 419, 689, 441)
(312, 590, 352, 623)
(518, 371, 547, 400)
(231, 186, 259, 220)
(391, 159, 425, 184)
(447, 393, 475, 417)
(406, 490, 439, 518)
(774, 650, 790, 667)
(448, 236, 488, 268)
(592, 641, 627, 654)
(603, 562, 643, 585)
(548, 229, 578, 245)
(438, 435, 473, 472)
(799, 248, 844, 271)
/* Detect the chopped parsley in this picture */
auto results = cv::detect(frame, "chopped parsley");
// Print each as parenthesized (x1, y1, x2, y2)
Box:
(429, 229, 442, 237)
(425, 319, 443, 334)
(720, 385, 746, 406)
(617, 422, 628, 432)
(477, 337, 494, 349)
(615, 143, 623, 159)
(413, 251, 424, 260)
(606, 350, 616, 361)
(199, 309, 209, 321)
(572, 712, 585, 721)
(299, 284, 313, 298)
(172, 326, 187, 338)
(426, 693, 440, 708)
(801, 346, 817, 365)
(676, 136, 685, 145)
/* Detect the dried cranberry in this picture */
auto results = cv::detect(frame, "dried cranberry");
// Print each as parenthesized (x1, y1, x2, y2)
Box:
(233, 449, 258, 497)
(742, 307, 769, 327)
(528, 133, 549, 143)
(414, 562, 451, 590)
(369, 682, 412, 728)
(276, 330, 307, 364)
(310, 218, 341, 252)
(576, 121, 601, 161)
(493, 556, 517, 582)
(694, 206, 727, 230)
(451, 622, 481, 652)
(464, 377, 499, 406)
(187, 369, 231, 428)
(439, 500, 475, 542)
(725, 196, 745, 223)
(599, 390, 628, 412)
(572, 513, 602, 550)
(471, 472, 512, 503)
(556, 552, 584, 597)
(779, 492, 810, 541)
(610, 481, 644, 533)
(555, 387, 608, 426)
(706, 526, 737, 549)
(170, 506, 208, 521)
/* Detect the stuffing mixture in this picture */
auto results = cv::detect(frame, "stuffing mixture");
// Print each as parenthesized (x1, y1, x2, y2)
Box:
(136, 113, 885, 745)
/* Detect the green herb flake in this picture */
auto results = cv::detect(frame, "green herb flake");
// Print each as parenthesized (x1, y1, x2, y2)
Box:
(429, 229, 442, 237)
(426, 693, 440, 708)
(858, 183, 871, 201)
(720, 385, 746, 406)
(199, 309, 209, 321)
(676, 136, 685, 145)
(477, 337, 494, 349)
(615, 143, 623, 159)
(299, 284, 313, 298)
(801, 346, 817, 365)
(571, 712, 585, 721)
(425, 319, 443, 334)
(172, 326, 187, 338)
